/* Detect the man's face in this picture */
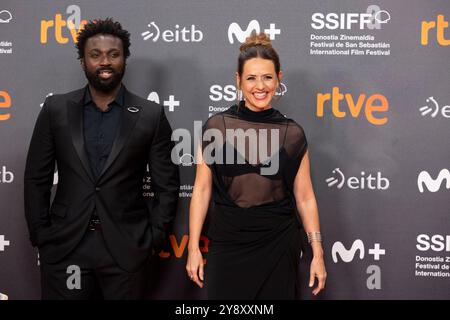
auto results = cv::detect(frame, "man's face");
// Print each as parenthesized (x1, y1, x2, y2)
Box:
(82, 34, 125, 93)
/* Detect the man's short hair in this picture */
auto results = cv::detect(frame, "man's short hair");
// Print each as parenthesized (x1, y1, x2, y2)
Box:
(76, 18, 131, 60)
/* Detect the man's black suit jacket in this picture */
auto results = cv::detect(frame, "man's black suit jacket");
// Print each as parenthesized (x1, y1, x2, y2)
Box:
(24, 86, 180, 272)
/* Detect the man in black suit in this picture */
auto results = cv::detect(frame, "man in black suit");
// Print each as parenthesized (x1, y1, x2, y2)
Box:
(24, 18, 179, 299)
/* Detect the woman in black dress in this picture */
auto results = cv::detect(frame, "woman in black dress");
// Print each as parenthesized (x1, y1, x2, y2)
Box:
(186, 32, 326, 299)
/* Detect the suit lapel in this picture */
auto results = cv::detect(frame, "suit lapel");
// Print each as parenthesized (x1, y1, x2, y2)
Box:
(98, 88, 142, 179)
(68, 87, 95, 183)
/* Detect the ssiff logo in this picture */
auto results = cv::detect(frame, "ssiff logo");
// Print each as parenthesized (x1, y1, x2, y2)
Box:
(209, 83, 287, 103)
(316, 87, 389, 125)
(417, 169, 450, 193)
(419, 97, 450, 118)
(311, 5, 390, 30)
(228, 20, 281, 44)
(40, 5, 87, 44)
(421, 15, 450, 46)
(326, 168, 390, 190)
(0, 90, 11, 121)
(332, 239, 385, 290)
(417, 234, 450, 252)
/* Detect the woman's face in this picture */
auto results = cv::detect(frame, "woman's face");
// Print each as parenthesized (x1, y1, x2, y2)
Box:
(236, 57, 282, 111)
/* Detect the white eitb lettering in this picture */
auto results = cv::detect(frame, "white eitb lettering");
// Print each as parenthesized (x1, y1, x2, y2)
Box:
(141, 21, 203, 42)
(171, 121, 280, 176)
(326, 168, 389, 190)
(0, 166, 14, 183)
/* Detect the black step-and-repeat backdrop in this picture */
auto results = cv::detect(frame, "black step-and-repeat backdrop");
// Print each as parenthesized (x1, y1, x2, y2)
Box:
(0, 0, 449, 300)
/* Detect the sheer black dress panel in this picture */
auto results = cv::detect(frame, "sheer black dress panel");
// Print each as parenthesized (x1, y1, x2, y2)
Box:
(200, 103, 308, 299)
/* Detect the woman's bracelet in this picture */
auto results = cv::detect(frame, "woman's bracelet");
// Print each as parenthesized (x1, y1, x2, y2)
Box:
(307, 231, 322, 244)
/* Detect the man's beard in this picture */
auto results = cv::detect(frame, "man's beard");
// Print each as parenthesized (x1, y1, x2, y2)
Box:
(84, 65, 125, 93)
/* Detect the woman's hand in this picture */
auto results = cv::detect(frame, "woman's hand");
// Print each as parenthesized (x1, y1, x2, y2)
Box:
(309, 254, 327, 295)
(186, 247, 205, 288)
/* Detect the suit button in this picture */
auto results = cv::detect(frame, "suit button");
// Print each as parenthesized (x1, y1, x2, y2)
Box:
(95, 187, 100, 191)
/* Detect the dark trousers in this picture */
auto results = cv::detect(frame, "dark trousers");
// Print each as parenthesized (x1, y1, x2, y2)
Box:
(40, 228, 150, 300)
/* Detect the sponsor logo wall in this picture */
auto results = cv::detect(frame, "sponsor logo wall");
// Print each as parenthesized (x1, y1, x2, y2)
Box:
(0, 0, 449, 300)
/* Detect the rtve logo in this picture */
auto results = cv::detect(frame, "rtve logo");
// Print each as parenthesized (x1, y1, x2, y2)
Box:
(0, 90, 11, 121)
(416, 234, 450, 252)
(141, 21, 203, 43)
(421, 15, 450, 46)
(228, 20, 281, 44)
(419, 96, 450, 119)
(417, 169, 450, 193)
(40, 5, 87, 44)
(316, 87, 389, 125)
(326, 168, 389, 190)
(157, 234, 209, 259)
(311, 5, 390, 30)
